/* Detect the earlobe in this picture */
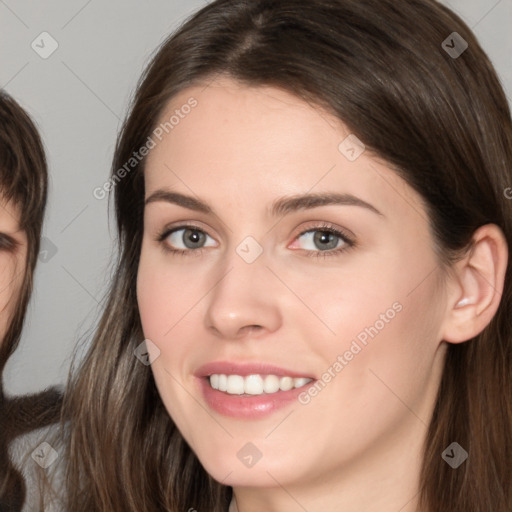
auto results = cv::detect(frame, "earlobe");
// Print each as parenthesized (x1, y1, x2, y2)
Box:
(442, 224, 508, 344)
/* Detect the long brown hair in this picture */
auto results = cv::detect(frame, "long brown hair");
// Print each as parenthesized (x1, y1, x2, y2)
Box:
(0, 91, 61, 510)
(57, 1, 512, 510)
(0, 90, 48, 372)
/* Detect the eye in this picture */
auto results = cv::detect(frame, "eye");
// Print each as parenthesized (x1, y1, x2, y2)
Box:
(289, 223, 355, 256)
(157, 223, 354, 257)
(159, 225, 216, 253)
(0, 233, 19, 252)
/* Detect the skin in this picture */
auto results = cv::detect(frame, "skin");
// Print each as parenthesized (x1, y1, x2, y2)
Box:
(137, 78, 507, 512)
(0, 198, 26, 342)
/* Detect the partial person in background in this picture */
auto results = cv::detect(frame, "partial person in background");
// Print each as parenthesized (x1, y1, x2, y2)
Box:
(0, 91, 62, 511)
(42, 0, 512, 511)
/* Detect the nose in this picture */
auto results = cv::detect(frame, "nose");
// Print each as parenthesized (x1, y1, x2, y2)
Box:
(204, 245, 283, 341)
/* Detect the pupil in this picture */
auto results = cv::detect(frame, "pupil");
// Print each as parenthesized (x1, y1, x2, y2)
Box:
(314, 230, 337, 250)
(184, 229, 204, 248)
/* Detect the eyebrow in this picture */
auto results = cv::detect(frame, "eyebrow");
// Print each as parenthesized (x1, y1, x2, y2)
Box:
(145, 190, 383, 217)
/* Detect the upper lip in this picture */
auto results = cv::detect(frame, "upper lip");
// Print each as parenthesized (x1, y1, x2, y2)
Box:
(195, 361, 315, 379)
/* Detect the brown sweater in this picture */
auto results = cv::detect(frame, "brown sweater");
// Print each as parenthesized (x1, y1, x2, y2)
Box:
(1, 388, 62, 511)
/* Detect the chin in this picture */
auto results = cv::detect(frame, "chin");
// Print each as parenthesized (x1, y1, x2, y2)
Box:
(193, 441, 306, 488)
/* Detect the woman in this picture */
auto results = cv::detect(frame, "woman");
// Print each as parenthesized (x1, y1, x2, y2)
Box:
(0, 91, 62, 511)
(53, 0, 512, 511)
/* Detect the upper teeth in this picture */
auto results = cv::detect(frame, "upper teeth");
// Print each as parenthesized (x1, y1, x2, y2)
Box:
(209, 374, 313, 395)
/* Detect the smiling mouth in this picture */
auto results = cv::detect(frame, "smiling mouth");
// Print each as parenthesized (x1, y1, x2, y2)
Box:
(208, 374, 314, 396)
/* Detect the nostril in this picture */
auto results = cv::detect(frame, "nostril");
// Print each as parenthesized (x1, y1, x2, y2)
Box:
(241, 325, 263, 336)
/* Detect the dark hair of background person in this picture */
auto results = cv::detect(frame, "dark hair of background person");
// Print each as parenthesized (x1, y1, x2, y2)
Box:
(55, 0, 512, 511)
(0, 91, 62, 511)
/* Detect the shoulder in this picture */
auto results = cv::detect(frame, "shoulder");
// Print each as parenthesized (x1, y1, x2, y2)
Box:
(9, 424, 65, 512)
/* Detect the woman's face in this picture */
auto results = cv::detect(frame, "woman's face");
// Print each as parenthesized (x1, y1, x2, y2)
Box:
(0, 197, 27, 342)
(137, 78, 450, 489)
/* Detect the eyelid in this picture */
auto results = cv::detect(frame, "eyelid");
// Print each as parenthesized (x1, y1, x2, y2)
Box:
(156, 220, 356, 259)
(290, 221, 356, 245)
(157, 221, 219, 243)
(287, 222, 356, 258)
(0, 233, 20, 252)
(157, 223, 219, 257)
(157, 220, 354, 242)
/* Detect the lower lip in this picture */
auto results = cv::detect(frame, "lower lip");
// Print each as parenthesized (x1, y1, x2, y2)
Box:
(198, 377, 314, 419)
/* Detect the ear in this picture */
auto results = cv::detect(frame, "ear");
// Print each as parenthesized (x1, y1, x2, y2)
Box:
(442, 224, 508, 344)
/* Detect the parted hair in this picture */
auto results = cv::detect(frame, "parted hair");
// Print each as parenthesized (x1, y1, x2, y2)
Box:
(0, 91, 47, 368)
(0, 91, 61, 511)
(56, 1, 512, 511)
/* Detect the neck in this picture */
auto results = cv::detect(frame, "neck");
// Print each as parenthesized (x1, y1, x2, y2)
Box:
(230, 414, 429, 512)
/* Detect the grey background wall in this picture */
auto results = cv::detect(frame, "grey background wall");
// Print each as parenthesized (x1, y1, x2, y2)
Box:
(1, 0, 511, 395)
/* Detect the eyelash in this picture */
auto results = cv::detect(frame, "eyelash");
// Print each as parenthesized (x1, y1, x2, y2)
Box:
(298, 222, 356, 259)
(156, 222, 356, 259)
(0, 234, 19, 252)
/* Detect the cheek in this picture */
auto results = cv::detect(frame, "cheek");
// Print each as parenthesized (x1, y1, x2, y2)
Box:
(318, 276, 444, 425)
(136, 248, 204, 363)
(0, 254, 21, 338)
(282, 253, 405, 348)
(285, 284, 445, 473)
(301, 253, 445, 405)
(136, 264, 164, 337)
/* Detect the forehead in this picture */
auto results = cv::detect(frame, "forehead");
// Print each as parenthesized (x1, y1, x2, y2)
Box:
(143, 78, 423, 221)
(0, 195, 21, 233)
(148, 79, 343, 165)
